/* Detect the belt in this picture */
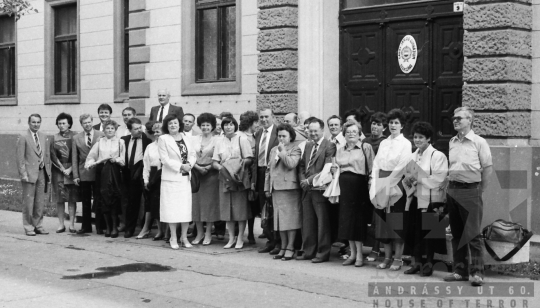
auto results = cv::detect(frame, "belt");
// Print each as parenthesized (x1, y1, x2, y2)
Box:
(311, 186, 328, 191)
(182, 173, 189, 177)
(449, 181, 480, 189)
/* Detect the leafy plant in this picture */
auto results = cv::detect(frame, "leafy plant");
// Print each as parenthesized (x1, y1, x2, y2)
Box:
(0, 0, 38, 20)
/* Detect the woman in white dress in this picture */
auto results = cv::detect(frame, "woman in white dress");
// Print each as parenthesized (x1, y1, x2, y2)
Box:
(158, 115, 197, 250)
(369, 108, 412, 271)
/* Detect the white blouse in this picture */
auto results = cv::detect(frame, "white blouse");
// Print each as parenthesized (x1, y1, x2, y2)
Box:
(405, 145, 448, 209)
(84, 137, 125, 168)
(143, 142, 161, 184)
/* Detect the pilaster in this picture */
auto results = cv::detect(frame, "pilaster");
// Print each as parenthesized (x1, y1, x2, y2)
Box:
(128, 0, 150, 115)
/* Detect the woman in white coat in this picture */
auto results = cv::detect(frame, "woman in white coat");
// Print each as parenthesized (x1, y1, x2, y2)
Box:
(158, 114, 197, 250)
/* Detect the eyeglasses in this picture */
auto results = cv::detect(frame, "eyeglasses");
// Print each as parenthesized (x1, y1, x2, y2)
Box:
(452, 116, 469, 122)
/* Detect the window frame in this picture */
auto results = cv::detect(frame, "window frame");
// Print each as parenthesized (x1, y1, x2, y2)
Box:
(44, 0, 80, 105)
(114, 0, 129, 103)
(0, 14, 17, 106)
(181, 0, 242, 96)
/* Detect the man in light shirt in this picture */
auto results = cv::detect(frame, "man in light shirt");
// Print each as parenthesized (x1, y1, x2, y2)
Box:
(182, 113, 198, 137)
(93, 104, 113, 132)
(444, 106, 493, 287)
(327, 115, 345, 148)
(116, 107, 137, 137)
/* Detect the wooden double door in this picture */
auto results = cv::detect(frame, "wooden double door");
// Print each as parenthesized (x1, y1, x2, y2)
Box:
(340, 1, 463, 151)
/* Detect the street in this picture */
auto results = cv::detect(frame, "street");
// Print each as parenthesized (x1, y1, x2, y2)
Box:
(0, 210, 537, 308)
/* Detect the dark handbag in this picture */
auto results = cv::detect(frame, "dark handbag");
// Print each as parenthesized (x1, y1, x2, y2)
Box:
(261, 200, 273, 229)
(190, 167, 200, 193)
(248, 189, 258, 202)
(148, 167, 162, 190)
(482, 219, 533, 261)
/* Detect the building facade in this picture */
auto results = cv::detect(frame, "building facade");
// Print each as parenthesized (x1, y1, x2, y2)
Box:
(1, 0, 539, 231)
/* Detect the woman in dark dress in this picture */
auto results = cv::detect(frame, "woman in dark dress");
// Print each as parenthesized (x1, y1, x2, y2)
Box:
(85, 120, 126, 238)
(369, 109, 412, 271)
(403, 122, 448, 276)
(331, 121, 375, 267)
(51, 113, 80, 233)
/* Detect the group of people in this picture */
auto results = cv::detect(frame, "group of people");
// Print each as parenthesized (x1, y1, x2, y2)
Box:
(16, 88, 493, 287)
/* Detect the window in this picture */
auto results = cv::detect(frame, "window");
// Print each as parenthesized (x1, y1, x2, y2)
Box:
(123, 0, 129, 92)
(54, 4, 77, 95)
(196, 0, 236, 82)
(181, 0, 241, 96)
(0, 15, 16, 100)
(114, 0, 129, 102)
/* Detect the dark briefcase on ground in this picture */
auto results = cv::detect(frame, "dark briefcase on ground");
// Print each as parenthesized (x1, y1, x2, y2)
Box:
(482, 219, 533, 262)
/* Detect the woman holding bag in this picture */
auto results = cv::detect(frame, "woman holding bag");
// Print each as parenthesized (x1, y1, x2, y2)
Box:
(403, 121, 448, 276)
(191, 113, 220, 246)
(212, 117, 254, 249)
(158, 114, 197, 250)
(369, 109, 412, 271)
(264, 124, 302, 261)
(330, 121, 375, 267)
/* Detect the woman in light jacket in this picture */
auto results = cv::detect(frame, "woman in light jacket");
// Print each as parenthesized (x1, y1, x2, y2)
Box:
(403, 121, 448, 276)
(158, 114, 197, 250)
(264, 124, 302, 261)
(369, 108, 412, 271)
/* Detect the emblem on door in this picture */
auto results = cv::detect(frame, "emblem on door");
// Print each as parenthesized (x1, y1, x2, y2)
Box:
(397, 35, 418, 74)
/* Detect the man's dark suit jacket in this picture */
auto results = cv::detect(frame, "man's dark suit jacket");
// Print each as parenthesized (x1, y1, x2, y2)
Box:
(298, 138, 336, 188)
(121, 134, 151, 181)
(251, 125, 279, 187)
(149, 104, 184, 122)
(93, 123, 102, 131)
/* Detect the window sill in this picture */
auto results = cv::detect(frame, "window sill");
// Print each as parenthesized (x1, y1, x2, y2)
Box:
(181, 80, 241, 96)
(0, 97, 17, 106)
(114, 91, 129, 103)
(45, 94, 80, 105)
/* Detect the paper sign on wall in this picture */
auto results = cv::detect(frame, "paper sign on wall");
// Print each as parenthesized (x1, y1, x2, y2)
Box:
(397, 35, 417, 74)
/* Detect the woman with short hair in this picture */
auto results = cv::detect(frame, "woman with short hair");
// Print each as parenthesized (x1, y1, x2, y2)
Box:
(403, 121, 448, 276)
(212, 117, 254, 249)
(369, 108, 412, 271)
(191, 113, 220, 246)
(85, 120, 125, 238)
(51, 112, 80, 233)
(264, 123, 302, 260)
(158, 114, 197, 250)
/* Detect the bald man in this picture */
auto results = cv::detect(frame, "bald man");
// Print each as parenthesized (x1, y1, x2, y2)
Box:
(284, 113, 307, 141)
(149, 89, 184, 122)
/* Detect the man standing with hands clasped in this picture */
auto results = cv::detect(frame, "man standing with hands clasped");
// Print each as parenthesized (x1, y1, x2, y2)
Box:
(16, 114, 52, 236)
(72, 114, 105, 234)
(121, 118, 151, 238)
(444, 106, 492, 287)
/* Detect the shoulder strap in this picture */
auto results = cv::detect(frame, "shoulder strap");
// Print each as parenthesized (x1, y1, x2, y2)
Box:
(429, 150, 436, 204)
(238, 135, 244, 159)
(360, 142, 368, 176)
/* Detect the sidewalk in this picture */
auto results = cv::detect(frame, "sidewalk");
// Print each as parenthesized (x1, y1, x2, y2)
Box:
(0, 210, 537, 308)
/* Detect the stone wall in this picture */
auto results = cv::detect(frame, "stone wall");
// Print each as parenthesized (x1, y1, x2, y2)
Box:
(257, 0, 298, 114)
(462, 0, 532, 138)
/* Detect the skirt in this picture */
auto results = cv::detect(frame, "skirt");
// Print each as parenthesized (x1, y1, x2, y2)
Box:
(337, 172, 371, 242)
(51, 168, 80, 203)
(96, 162, 122, 215)
(374, 170, 409, 244)
(405, 197, 448, 256)
(148, 167, 161, 220)
(160, 177, 192, 223)
(192, 169, 220, 222)
(219, 181, 251, 222)
(272, 189, 302, 231)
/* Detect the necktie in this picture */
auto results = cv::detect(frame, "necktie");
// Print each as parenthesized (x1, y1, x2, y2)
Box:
(86, 133, 92, 148)
(158, 106, 164, 122)
(129, 137, 139, 167)
(34, 133, 44, 169)
(307, 143, 319, 170)
(258, 129, 268, 166)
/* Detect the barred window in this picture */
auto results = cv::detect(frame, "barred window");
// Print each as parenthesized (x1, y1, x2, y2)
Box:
(0, 15, 16, 98)
(195, 0, 236, 82)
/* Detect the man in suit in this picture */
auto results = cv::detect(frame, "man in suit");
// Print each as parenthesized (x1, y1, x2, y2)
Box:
(16, 114, 52, 236)
(72, 114, 105, 234)
(149, 89, 184, 122)
(93, 103, 113, 132)
(253, 106, 281, 254)
(121, 118, 151, 238)
(297, 118, 337, 263)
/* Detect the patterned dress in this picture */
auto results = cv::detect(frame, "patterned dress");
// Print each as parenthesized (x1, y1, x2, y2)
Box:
(50, 130, 80, 203)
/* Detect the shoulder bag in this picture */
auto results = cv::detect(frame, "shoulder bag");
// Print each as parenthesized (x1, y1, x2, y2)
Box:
(482, 219, 533, 262)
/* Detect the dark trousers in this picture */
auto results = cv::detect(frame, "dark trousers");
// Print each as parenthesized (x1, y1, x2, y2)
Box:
(125, 165, 144, 234)
(80, 181, 102, 232)
(447, 182, 485, 277)
(328, 203, 340, 243)
(258, 167, 280, 248)
(301, 190, 331, 260)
